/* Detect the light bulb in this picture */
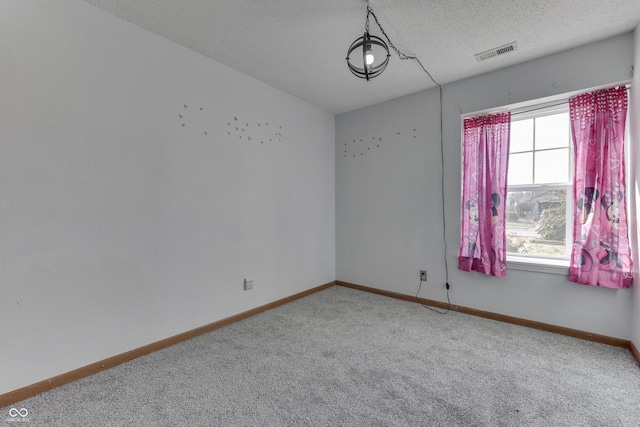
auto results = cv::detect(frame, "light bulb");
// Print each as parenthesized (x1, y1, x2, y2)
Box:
(365, 48, 374, 66)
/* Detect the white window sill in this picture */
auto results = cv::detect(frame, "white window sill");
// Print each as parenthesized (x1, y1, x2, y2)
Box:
(507, 256, 569, 275)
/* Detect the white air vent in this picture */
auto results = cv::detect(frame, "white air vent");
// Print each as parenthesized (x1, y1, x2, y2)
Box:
(475, 42, 518, 62)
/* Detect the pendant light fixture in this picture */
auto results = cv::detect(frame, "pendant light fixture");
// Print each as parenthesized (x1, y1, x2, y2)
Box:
(346, 1, 390, 81)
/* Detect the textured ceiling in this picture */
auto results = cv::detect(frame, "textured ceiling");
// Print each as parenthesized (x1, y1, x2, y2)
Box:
(81, 0, 640, 114)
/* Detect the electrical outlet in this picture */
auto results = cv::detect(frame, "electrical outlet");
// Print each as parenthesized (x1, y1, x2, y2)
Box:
(420, 270, 427, 282)
(244, 278, 254, 291)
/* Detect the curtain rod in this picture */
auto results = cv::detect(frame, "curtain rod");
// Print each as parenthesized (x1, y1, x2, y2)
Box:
(462, 83, 631, 118)
(510, 100, 567, 117)
(510, 84, 631, 117)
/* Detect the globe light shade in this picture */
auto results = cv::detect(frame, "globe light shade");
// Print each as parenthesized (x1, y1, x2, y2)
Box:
(346, 32, 390, 81)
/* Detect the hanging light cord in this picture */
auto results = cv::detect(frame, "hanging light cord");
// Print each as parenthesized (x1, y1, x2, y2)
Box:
(366, 2, 451, 312)
(366, 4, 441, 88)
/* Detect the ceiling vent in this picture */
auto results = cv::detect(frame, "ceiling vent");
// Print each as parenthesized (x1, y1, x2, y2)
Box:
(475, 42, 518, 62)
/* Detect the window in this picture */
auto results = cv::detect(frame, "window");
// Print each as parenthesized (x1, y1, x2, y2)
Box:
(506, 106, 573, 262)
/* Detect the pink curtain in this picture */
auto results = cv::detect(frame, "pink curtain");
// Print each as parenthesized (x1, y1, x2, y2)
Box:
(459, 113, 511, 277)
(569, 86, 632, 289)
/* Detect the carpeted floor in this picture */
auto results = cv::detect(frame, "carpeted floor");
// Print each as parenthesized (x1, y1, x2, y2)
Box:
(5, 286, 640, 426)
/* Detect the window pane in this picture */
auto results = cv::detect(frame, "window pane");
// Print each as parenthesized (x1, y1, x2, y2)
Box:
(508, 152, 533, 185)
(506, 189, 567, 258)
(510, 119, 533, 153)
(535, 148, 569, 184)
(535, 113, 570, 150)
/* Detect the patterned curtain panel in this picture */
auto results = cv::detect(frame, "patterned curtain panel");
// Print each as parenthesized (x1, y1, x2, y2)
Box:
(569, 86, 633, 289)
(458, 113, 511, 277)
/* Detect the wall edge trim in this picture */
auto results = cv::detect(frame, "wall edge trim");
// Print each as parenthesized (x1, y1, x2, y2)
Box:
(0, 281, 335, 408)
(336, 280, 631, 348)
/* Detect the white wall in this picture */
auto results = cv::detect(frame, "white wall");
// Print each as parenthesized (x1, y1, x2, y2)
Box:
(630, 27, 640, 347)
(336, 33, 635, 339)
(0, 0, 335, 395)
(336, 89, 443, 291)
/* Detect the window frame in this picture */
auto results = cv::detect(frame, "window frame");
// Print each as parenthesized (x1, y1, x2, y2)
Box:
(505, 104, 574, 268)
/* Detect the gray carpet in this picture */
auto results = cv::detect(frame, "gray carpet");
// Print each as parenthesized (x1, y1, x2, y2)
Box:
(5, 286, 640, 426)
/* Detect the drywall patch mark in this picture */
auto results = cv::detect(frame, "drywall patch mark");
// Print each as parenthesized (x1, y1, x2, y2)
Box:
(177, 103, 210, 137)
(226, 115, 285, 144)
(344, 136, 382, 158)
(343, 127, 418, 159)
(176, 104, 286, 144)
